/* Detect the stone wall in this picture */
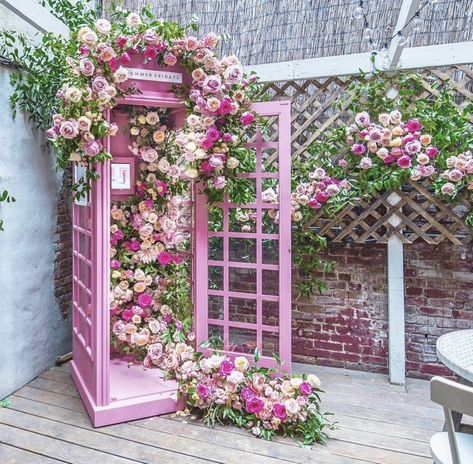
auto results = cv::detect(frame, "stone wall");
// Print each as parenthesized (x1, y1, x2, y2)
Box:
(0, 6, 71, 399)
(292, 241, 473, 379)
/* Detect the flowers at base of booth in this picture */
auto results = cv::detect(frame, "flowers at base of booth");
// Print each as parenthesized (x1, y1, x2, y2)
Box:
(345, 111, 439, 181)
(176, 350, 333, 444)
(436, 150, 473, 198)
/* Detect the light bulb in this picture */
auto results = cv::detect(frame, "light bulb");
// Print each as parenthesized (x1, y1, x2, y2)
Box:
(429, 0, 438, 4)
(362, 27, 372, 41)
(380, 47, 389, 59)
(398, 34, 408, 46)
(353, 6, 364, 19)
(412, 17, 422, 32)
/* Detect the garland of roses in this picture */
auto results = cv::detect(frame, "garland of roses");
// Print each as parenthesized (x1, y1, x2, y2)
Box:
(292, 110, 473, 223)
(46, 11, 260, 200)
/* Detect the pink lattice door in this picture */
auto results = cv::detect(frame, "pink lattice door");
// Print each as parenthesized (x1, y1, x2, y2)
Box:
(71, 165, 98, 405)
(195, 101, 291, 370)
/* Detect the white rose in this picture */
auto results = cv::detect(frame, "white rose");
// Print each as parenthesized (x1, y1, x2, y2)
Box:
(113, 67, 129, 83)
(307, 374, 321, 389)
(126, 13, 142, 28)
(95, 19, 112, 34)
(226, 157, 240, 169)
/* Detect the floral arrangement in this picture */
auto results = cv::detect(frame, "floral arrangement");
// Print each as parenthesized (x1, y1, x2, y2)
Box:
(291, 168, 351, 223)
(110, 107, 194, 364)
(177, 351, 333, 444)
(343, 110, 439, 180)
(437, 151, 473, 197)
(45, 9, 260, 199)
(107, 106, 333, 444)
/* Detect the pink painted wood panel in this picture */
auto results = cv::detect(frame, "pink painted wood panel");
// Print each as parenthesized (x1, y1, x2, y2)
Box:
(195, 101, 292, 371)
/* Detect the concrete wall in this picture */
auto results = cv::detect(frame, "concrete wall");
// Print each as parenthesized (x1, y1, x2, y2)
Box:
(0, 5, 71, 399)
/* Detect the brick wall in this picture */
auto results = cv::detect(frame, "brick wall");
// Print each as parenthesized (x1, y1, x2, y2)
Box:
(54, 170, 72, 318)
(292, 241, 473, 379)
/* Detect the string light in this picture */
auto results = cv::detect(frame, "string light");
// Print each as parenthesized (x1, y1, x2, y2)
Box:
(354, 0, 432, 69)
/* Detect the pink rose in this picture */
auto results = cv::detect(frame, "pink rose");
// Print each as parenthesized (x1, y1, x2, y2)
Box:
(338, 159, 348, 168)
(240, 111, 255, 126)
(441, 182, 455, 196)
(405, 118, 422, 133)
(143, 29, 159, 44)
(163, 53, 177, 66)
(158, 251, 173, 266)
(46, 128, 57, 140)
(203, 75, 222, 93)
(92, 76, 108, 93)
(245, 397, 264, 414)
(116, 36, 128, 48)
(273, 403, 287, 420)
(219, 99, 233, 115)
(397, 155, 412, 169)
(359, 157, 372, 169)
(121, 308, 133, 321)
(315, 191, 329, 203)
(206, 127, 221, 142)
(213, 176, 227, 189)
(384, 155, 395, 164)
(144, 46, 157, 59)
(79, 58, 95, 76)
(110, 259, 120, 269)
(85, 140, 101, 157)
(197, 383, 210, 398)
(299, 382, 312, 396)
(426, 146, 439, 159)
(308, 198, 321, 209)
(224, 65, 243, 84)
(219, 360, 235, 376)
(241, 387, 255, 401)
(120, 52, 131, 65)
(60, 120, 79, 139)
(448, 169, 463, 182)
(351, 144, 366, 156)
(137, 293, 152, 308)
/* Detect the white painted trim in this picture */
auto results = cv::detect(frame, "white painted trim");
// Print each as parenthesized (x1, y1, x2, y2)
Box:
(247, 41, 473, 82)
(400, 42, 473, 70)
(387, 192, 405, 386)
(388, 0, 420, 70)
(0, 0, 69, 36)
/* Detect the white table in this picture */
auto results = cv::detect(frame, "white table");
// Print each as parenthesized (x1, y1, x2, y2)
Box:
(436, 329, 473, 431)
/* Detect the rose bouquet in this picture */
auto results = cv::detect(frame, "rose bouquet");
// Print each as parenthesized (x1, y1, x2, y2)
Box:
(176, 350, 334, 445)
(343, 110, 439, 182)
(435, 150, 473, 198)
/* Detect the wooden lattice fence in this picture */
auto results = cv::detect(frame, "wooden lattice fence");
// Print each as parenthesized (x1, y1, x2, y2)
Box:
(264, 65, 473, 245)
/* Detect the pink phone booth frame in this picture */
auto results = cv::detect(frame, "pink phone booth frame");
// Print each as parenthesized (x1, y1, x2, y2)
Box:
(71, 56, 190, 427)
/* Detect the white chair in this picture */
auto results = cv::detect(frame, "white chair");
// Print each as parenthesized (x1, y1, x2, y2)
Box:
(430, 376, 473, 464)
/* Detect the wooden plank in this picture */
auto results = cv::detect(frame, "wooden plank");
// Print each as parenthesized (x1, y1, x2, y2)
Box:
(0, 0, 69, 35)
(14, 385, 85, 412)
(0, 407, 215, 464)
(29, 377, 79, 398)
(0, 423, 136, 464)
(0, 444, 63, 464)
(5, 396, 288, 464)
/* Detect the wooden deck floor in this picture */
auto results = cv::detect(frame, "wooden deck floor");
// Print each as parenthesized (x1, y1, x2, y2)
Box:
(0, 362, 442, 464)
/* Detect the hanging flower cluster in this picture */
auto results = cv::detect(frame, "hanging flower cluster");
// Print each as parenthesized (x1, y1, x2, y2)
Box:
(292, 168, 350, 222)
(343, 111, 439, 179)
(46, 12, 259, 197)
(176, 352, 332, 443)
(437, 151, 473, 197)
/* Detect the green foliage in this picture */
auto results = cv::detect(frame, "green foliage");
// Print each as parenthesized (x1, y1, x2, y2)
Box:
(0, 189, 16, 231)
(294, 70, 473, 297)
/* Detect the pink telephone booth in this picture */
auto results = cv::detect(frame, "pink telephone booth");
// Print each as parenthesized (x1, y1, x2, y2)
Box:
(71, 57, 191, 427)
(71, 56, 292, 427)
